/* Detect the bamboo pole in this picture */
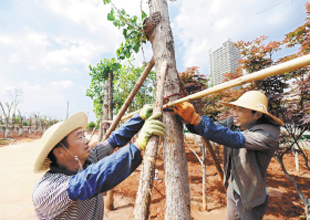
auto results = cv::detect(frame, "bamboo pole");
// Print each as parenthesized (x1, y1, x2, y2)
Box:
(133, 61, 168, 220)
(100, 57, 154, 143)
(165, 54, 310, 108)
(122, 54, 310, 120)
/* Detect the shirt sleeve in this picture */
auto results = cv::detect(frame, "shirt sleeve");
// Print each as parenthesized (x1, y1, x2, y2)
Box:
(107, 113, 144, 148)
(91, 140, 115, 161)
(67, 143, 142, 201)
(33, 175, 73, 220)
(243, 127, 280, 151)
(193, 115, 245, 148)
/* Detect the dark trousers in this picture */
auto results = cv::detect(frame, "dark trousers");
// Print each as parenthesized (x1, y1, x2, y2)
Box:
(226, 183, 268, 220)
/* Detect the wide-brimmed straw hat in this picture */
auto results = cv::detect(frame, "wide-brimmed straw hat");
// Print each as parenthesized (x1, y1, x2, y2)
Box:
(220, 91, 283, 126)
(33, 112, 87, 173)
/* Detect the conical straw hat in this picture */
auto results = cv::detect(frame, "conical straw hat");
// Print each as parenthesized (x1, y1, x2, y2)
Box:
(33, 112, 87, 173)
(220, 91, 283, 126)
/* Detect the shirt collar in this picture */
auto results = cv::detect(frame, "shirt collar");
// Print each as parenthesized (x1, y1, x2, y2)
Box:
(49, 159, 92, 175)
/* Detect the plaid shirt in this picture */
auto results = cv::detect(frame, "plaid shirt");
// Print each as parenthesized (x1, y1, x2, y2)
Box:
(33, 113, 144, 220)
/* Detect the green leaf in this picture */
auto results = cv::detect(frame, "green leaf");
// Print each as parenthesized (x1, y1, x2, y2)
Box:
(107, 9, 115, 21)
(142, 11, 147, 20)
(133, 42, 140, 53)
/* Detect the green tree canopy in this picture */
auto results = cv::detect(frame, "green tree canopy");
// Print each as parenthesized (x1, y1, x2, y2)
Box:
(86, 58, 156, 123)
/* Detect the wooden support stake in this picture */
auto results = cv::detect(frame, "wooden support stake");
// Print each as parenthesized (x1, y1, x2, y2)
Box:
(100, 57, 154, 143)
(133, 61, 168, 220)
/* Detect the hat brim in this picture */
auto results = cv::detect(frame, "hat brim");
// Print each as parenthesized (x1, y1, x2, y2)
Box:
(33, 112, 87, 173)
(220, 101, 284, 126)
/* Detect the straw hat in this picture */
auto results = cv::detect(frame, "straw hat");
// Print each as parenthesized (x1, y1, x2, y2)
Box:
(33, 112, 87, 173)
(220, 91, 283, 126)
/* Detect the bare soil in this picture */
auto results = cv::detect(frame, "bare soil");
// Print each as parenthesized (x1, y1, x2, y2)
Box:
(0, 133, 309, 220)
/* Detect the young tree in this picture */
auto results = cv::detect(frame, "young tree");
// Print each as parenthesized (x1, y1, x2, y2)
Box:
(86, 58, 120, 121)
(136, 0, 191, 218)
(178, 66, 209, 115)
(18, 110, 24, 136)
(276, 2, 310, 218)
(0, 88, 23, 138)
(102, 0, 191, 218)
(86, 59, 156, 124)
(231, 3, 310, 217)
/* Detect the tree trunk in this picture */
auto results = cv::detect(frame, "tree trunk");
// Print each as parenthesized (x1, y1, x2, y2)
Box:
(148, 0, 191, 219)
(202, 138, 225, 186)
(105, 190, 114, 211)
(202, 144, 207, 210)
(19, 127, 23, 136)
(104, 72, 114, 211)
(5, 122, 9, 138)
(202, 164, 207, 210)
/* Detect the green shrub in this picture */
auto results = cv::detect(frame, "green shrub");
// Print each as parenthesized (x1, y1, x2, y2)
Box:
(87, 121, 96, 129)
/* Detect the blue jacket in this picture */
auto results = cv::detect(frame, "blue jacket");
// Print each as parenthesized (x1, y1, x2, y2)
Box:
(187, 115, 280, 210)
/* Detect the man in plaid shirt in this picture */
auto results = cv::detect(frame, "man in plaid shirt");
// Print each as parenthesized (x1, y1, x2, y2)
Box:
(32, 105, 165, 220)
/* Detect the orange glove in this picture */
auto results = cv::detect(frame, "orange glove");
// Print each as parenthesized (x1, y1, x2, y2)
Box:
(173, 102, 199, 124)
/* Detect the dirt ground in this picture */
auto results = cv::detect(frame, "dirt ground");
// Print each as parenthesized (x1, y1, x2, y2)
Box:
(0, 132, 309, 220)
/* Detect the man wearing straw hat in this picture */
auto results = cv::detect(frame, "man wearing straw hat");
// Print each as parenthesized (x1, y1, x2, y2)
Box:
(173, 91, 283, 220)
(32, 105, 165, 220)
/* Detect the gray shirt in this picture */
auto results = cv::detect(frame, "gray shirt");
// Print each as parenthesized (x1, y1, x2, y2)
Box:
(219, 116, 280, 210)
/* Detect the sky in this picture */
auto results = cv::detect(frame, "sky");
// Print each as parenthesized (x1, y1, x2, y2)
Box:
(0, 0, 308, 123)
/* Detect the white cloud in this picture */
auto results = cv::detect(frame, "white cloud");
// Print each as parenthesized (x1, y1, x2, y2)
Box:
(171, 0, 304, 74)
(215, 18, 231, 30)
(51, 80, 75, 90)
(0, 35, 14, 45)
(0, 0, 307, 122)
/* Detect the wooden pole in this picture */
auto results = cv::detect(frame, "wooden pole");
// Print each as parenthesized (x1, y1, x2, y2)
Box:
(122, 54, 310, 120)
(165, 54, 310, 107)
(133, 61, 168, 220)
(100, 57, 154, 143)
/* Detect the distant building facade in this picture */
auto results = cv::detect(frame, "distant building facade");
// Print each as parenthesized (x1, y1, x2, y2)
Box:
(209, 39, 240, 86)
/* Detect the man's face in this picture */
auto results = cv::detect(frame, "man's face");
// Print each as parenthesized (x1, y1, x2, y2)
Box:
(232, 106, 260, 130)
(66, 127, 90, 163)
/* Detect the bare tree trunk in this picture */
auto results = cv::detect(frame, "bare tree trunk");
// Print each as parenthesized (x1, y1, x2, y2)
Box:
(105, 190, 114, 211)
(144, 0, 191, 218)
(104, 72, 115, 211)
(202, 138, 225, 187)
(5, 122, 9, 138)
(185, 138, 207, 210)
(201, 143, 207, 210)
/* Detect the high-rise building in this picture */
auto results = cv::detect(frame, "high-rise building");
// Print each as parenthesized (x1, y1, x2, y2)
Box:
(209, 39, 240, 86)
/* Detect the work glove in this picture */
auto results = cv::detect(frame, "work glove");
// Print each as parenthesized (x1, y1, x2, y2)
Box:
(139, 104, 154, 120)
(136, 112, 165, 150)
(173, 102, 199, 124)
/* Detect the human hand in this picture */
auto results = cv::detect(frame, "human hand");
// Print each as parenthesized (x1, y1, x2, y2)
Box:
(139, 104, 154, 120)
(173, 102, 199, 124)
(136, 113, 165, 150)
